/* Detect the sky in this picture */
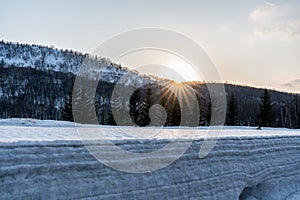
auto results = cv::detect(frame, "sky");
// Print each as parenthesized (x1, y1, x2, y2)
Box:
(1, 0, 300, 93)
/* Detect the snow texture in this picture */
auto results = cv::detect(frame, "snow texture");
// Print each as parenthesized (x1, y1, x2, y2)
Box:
(0, 119, 300, 199)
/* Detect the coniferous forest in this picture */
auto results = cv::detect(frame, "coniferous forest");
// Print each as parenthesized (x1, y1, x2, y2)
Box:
(1, 40, 300, 128)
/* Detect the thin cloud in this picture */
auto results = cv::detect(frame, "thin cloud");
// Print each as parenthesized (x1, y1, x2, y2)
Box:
(278, 79, 300, 93)
(281, 79, 300, 88)
(254, 20, 300, 38)
(250, 2, 300, 38)
(250, 2, 277, 22)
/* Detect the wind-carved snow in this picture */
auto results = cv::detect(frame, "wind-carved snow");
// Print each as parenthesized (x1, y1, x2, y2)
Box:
(0, 119, 300, 199)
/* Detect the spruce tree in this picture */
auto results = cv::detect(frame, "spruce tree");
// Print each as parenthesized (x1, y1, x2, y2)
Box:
(259, 89, 275, 127)
(199, 106, 207, 126)
(72, 87, 97, 124)
(204, 101, 212, 126)
(226, 94, 239, 126)
(107, 104, 117, 126)
(168, 102, 181, 126)
(137, 87, 152, 126)
(294, 95, 300, 129)
(129, 87, 151, 126)
(129, 88, 142, 125)
(110, 97, 129, 126)
(61, 91, 74, 122)
(61, 87, 96, 124)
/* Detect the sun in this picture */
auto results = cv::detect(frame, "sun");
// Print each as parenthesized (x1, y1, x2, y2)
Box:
(165, 58, 202, 83)
(115, 49, 203, 83)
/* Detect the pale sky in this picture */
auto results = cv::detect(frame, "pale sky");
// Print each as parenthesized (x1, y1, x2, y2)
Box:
(1, 0, 300, 93)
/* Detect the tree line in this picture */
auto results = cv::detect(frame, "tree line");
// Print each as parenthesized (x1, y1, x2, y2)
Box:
(61, 81, 300, 129)
(0, 65, 299, 128)
(1, 40, 299, 128)
(1, 64, 298, 128)
(223, 89, 284, 128)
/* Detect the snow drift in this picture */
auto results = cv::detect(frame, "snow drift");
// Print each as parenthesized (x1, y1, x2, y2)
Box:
(0, 119, 300, 199)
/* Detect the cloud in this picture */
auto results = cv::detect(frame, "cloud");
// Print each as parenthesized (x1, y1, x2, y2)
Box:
(250, 2, 300, 38)
(281, 79, 300, 88)
(279, 79, 300, 93)
(254, 20, 300, 38)
(250, 2, 277, 22)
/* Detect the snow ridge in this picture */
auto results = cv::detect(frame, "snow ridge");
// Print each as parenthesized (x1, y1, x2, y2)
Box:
(0, 120, 300, 199)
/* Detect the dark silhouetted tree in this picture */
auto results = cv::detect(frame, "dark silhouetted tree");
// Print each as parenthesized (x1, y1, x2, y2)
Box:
(226, 94, 239, 126)
(107, 103, 117, 125)
(61, 91, 74, 122)
(129, 88, 142, 125)
(203, 101, 212, 126)
(72, 86, 98, 124)
(168, 103, 181, 126)
(259, 89, 275, 127)
(129, 87, 151, 126)
(293, 96, 300, 129)
(137, 87, 152, 126)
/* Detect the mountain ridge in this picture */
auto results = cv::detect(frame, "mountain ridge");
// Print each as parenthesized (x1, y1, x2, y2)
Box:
(0, 40, 299, 128)
(1, 40, 298, 95)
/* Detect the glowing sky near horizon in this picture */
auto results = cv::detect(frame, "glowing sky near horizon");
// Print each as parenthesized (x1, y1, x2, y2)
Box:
(1, 0, 300, 92)
(115, 49, 203, 83)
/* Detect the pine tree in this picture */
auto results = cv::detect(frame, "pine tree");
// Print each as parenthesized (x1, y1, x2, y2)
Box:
(61, 86, 96, 123)
(61, 91, 74, 122)
(204, 101, 212, 126)
(110, 97, 129, 126)
(259, 89, 275, 127)
(72, 87, 97, 124)
(137, 87, 152, 126)
(129, 88, 142, 125)
(129, 87, 152, 126)
(226, 94, 239, 126)
(159, 87, 181, 126)
(107, 103, 117, 125)
(168, 102, 181, 126)
(294, 95, 300, 129)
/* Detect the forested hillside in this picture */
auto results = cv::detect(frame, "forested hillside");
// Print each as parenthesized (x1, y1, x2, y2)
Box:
(0, 40, 299, 128)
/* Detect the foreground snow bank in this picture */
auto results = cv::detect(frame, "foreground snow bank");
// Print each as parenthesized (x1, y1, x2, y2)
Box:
(0, 119, 300, 199)
(0, 118, 75, 127)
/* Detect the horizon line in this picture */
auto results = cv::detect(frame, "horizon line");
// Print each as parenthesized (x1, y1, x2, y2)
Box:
(1, 39, 299, 95)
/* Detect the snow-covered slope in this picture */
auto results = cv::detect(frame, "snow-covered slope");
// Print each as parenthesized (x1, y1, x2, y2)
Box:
(0, 41, 156, 85)
(0, 41, 85, 74)
(0, 119, 300, 199)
